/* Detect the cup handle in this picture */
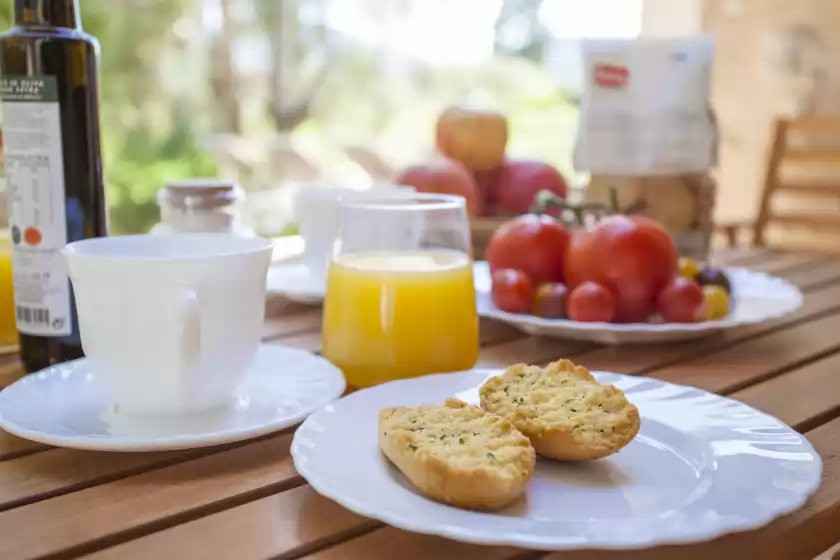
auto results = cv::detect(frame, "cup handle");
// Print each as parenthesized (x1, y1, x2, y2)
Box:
(175, 287, 201, 384)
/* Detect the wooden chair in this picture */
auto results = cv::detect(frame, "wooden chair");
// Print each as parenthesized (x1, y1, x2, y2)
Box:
(744, 116, 840, 251)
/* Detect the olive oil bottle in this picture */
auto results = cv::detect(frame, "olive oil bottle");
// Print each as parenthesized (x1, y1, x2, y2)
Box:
(0, 0, 108, 373)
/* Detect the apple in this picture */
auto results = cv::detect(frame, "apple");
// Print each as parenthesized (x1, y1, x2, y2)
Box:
(395, 157, 482, 216)
(491, 159, 568, 215)
(435, 106, 508, 172)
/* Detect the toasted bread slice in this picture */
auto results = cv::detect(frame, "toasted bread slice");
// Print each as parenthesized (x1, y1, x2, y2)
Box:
(378, 398, 535, 511)
(479, 360, 640, 461)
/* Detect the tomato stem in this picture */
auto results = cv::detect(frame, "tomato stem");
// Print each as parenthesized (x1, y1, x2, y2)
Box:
(529, 188, 616, 229)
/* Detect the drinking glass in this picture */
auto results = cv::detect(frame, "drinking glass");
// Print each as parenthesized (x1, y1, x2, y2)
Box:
(322, 193, 478, 389)
(0, 231, 17, 349)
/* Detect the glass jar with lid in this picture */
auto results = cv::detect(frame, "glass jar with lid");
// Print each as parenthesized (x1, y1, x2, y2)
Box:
(150, 179, 255, 236)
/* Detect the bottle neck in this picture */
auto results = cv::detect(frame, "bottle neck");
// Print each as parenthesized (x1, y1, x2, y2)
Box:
(14, 0, 80, 29)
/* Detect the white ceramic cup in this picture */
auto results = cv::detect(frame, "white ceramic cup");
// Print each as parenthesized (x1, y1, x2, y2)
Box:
(294, 185, 415, 282)
(63, 234, 274, 416)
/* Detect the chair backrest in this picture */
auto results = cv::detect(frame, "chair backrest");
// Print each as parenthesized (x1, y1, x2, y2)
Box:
(755, 117, 840, 251)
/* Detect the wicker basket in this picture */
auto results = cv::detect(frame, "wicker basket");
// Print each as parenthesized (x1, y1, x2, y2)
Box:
(470, 216, 510, 260)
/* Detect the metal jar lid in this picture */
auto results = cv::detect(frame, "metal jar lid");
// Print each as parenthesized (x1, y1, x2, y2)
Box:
(157, 179, 245, 211)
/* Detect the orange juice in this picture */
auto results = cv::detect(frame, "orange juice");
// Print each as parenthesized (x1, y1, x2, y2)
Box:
(323, 249, 479, 388)
(0, 235, 17, 348)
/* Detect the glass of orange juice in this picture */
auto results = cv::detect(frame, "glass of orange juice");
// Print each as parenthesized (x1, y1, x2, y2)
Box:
(0, 232, 18, 349)
(322, 193, 478, 388)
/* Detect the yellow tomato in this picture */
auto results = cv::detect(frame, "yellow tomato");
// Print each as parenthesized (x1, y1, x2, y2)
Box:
(703, 285, 730, 320)
(678, 257, 701, 279)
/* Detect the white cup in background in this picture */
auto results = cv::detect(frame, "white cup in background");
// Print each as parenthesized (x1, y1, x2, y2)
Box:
(63, 234, 274, 416)
(294, 184, 415, 282)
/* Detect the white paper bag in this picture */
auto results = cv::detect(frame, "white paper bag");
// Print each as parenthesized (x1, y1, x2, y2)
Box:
(574, 37, 718, 175)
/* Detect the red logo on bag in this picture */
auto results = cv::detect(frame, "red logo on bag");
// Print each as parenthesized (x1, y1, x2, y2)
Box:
(594, 64, 629, 89)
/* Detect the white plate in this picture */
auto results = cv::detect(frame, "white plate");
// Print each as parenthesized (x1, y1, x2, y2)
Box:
(266, 261, 326, 304)
(474, 262, 804, 344)
(0, 344, 345, 452)
(292, 369, 821, 551)
(268, 260, 493, 305)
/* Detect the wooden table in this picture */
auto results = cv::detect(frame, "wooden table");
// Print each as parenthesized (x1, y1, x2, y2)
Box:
(1, 246, 840, 560)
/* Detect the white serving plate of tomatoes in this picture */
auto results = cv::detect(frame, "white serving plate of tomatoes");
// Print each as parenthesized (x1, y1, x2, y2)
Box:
(474, 262, 803, 344)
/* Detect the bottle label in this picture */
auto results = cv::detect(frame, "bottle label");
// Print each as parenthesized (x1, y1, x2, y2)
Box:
(1, 76, 72, 337)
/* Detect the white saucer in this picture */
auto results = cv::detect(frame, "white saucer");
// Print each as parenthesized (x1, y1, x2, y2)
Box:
(293, 368, 821, 551)
(267, 260, 492, 304)
(265, 261, 326, 304)
(0, 344, 345, 452)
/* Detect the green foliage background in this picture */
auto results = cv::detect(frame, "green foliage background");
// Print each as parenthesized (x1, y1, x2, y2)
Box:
(0, 0, 215, 234)
(0, 1, 581, 236)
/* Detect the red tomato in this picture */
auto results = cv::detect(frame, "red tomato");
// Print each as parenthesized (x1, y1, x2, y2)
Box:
(533, 282, 568, 318)
(565, 214, 678, 323)
(567, 282, 617, 323)
(658, 276, 707, 323)
(486, 214, 570, 286)
(491, 269, 533, 313)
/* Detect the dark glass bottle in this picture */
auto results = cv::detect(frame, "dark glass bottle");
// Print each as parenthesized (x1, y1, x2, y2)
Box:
(0, 0, 108, 373)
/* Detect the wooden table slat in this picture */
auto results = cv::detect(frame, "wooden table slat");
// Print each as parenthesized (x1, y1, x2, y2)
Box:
(729, 349, 840, 433)
(651, 309, 840, 394)
(782, 259, 840, 290)
(747, 251, 828, 274)
(302, 528, 531, 560)
(0, 435, 300, 560)
(0, 433, 47, 463)
(710, 247, 775, 265)
(85, 486, 379, 560)
(276, 317, 525, 355)
(261, 309, 322, 341)
(0, 447, 199, 513)
(476, 337, 592, 369)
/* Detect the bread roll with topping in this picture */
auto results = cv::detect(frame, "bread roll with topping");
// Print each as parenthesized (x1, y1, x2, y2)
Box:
(480, 360, 640, 461)
(378, 398, 535, 511)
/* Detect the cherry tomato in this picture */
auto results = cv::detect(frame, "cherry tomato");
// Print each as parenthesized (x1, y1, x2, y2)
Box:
(658, 276, 706, 323)
(486, 214, 570, 286)
(696, 267, 732, 294)
(568, 282, 617, 323)
(533, 282, 568, 318)
(565, 214, 678, 323)
(678, 257, 701, 279)
(703, 285, 731, 320)
(491, 269, 533, 313)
